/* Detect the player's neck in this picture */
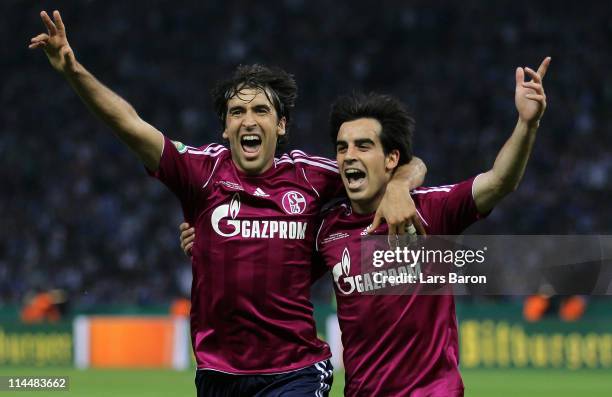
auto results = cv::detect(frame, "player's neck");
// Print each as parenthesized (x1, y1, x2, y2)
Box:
(232, 156, 275, 176)
(350, 192, 384, 215)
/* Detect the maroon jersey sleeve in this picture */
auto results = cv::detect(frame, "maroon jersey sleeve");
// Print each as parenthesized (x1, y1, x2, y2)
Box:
(288, 150, 345, 201)
(148, 135, 224, 222)
(413, 176, 489, 234)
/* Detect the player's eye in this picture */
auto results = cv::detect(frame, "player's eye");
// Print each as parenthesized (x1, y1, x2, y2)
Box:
(229, 108, 244, 116)
(255, 107, 269, 115)
(336, 144, 347, 153)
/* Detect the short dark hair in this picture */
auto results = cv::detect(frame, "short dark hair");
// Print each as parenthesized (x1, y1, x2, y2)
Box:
(329, 92, 414, 166)
(211, 64, 297, 145)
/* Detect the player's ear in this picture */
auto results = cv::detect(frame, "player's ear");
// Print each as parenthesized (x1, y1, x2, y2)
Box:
(385, 150, 400, 172)
(222, 118, 230, 140)
(277, 117, 287, 137)
(222, 113, 231, 140)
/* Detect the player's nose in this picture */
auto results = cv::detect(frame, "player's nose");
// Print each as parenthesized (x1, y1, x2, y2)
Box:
(242, 111, 257, 130)
(345, 144, 358, 160)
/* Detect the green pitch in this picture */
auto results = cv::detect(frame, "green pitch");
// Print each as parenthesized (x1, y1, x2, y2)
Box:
(333, 368, 612, 396)
(0, 367, 610, 396)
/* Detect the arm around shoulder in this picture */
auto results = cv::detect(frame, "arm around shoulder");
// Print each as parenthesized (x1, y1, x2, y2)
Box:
(391, 156, 427, 190)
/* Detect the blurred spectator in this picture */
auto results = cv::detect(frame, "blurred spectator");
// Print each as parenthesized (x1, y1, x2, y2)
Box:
(523, 295, 588, 322)
(21, 289, 67, 323)
(170, 297, 191, 318)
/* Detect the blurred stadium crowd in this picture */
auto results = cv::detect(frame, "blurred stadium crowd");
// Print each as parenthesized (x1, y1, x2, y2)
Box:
(2, 0, 611, 307)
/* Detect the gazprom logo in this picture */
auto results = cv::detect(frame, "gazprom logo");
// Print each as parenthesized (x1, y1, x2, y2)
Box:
(210, 193, 307, 240)
(332, 247, 356, 295)
(211, 193, 241, 237)
(331, 246, 422, 295)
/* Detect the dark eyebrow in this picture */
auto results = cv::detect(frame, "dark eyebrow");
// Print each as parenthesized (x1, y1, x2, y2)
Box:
(335, 139, 347, 146)
(355, 138, 375, 145)
(253, 104, 272, 111)
(227, 105, 245, 113)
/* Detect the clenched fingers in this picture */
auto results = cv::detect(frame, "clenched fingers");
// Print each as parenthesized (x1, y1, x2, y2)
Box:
(29, 33, 49, 49)
(181, 231, 195, 246)
(28, 41, 47, 49)
(180, 228, 195, 244)
(184, 242, 194, 256)
(31, 33, 49, 42)
(521, 82, 544, 95)
(179, 222, 191, 232)
(525, 94, 546, 104)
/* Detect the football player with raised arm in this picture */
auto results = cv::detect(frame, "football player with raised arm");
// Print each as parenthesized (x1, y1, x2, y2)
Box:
(318, 59, 548, 396)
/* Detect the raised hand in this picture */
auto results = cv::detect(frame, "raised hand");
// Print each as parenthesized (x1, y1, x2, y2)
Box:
(515, 57, 551, 126)
(29, 10, 76, 74)
(28, 10, 165, 170)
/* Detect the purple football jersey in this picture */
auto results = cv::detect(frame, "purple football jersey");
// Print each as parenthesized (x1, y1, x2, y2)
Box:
(316, 178, 486, 396)
(150, 136, 343, 374)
